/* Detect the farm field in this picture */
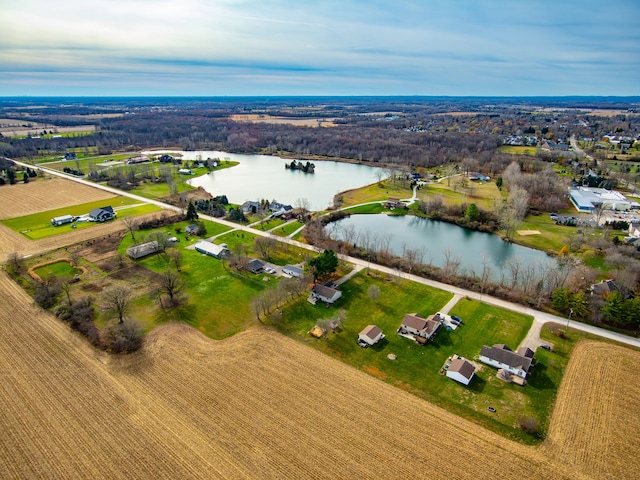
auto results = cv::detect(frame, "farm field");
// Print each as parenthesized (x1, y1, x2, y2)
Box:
(0, 270, 608, 479)
(0, 177, 116, 220)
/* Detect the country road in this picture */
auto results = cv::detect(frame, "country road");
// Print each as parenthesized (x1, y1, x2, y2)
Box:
(12, 159, 640, 350)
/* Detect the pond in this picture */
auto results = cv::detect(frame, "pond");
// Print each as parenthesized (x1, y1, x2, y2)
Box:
(328, 214, 555, 280)
(144, 150, 384, 211)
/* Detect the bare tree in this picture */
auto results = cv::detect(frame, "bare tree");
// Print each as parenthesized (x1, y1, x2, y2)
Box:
(7, 252, 25, 273)
(122, 216, 138, 242)
(367, 284, 381, 302)
(102, 285, 132, 323)
(442, 249, 461, 282)
(167, 248, 183, 272)
(255, 236, 277, 259)
(509, 186, 530, 221)
(156, 270, 186, 308)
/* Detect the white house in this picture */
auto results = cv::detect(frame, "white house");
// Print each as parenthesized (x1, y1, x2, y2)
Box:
(629, 221, 640, 238)
(358, 325, 385, 347)
(194, 241, 229, 259)
(398, 313, 443, 343)
(446, 358, 476, 385)
(479, 344, 532, 379)
(283, 264, 304, 278)
(311, 284, 342, 304)
(178, 168, 193, 175)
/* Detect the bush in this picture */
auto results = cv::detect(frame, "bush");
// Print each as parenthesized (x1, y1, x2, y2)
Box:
(517, 416, 540, 435)
(103, 320, 144, 354)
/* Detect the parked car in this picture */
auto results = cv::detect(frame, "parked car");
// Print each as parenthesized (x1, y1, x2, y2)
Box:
(265, 267, 276, 274)
(539, 344, 552, 351)
(451, 315, 463, 323)
(487, 406, 496, 413)
(450, 318, 461, 326)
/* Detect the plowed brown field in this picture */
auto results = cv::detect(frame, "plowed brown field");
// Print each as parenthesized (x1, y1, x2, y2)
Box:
(0, 271, 637, 479)
(543, 341, 640, 479)
(0, 177, 116, 220)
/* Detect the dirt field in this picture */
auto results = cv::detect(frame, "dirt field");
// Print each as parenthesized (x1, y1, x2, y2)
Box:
(3, 269, 638, 479)
(229, 114, 336, 127)
(0, 177, 116, 220)
(543, 341, 640, 479)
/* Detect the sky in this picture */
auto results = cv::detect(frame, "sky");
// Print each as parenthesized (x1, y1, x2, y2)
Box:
(1, 0, 639, 97)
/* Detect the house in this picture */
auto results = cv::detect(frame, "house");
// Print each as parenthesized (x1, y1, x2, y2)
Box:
(241, 201, 260, 214)
(358, 325, 385, 347)
(384, 198, 406, 209)
(126, 241, 161, 260)
(310, 284, 342, 304)
(516, 346, 535, 359)
(590, 279, 619, 296)
(159, 154, 174, 163)
(629, 221, 640, 238)
(282, 264, 304, 278)
(479, 344, 533, 380)
(88, 206, 115, 222)
(178, 168, 193, 175)
(245, 258, 265, 274)
(468, 172, 490, 181)
(398, 313, 443, 343)
(194, 240, 229, 259)
(446, 358, 476, 385)
(51, 214, 73, 226)
(185, 224, 199, 235)
(269, 202, 293, 217)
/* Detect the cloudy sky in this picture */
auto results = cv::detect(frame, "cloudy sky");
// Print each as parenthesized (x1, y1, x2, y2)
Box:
(1, 0, 638, 96)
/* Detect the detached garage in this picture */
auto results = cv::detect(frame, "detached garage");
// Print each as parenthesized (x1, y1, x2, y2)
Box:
(446, 358, 476, 386)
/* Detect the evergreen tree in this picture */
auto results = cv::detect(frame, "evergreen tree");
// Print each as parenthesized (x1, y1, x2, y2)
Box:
(186, 202, 198, 221)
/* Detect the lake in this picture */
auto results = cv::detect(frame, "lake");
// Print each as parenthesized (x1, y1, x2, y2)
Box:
(328, 214, 555, 280)
(143, 150, 384, 211)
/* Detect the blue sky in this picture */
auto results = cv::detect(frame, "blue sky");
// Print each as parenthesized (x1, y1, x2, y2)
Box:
(1, 0, 638, 96)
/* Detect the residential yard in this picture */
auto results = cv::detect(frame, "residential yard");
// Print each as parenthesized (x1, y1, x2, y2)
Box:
(1, 197, 159, 240)
(271, 220, 305, 237)
(339, 180, 413, 207)
(273, 274, 555, 443)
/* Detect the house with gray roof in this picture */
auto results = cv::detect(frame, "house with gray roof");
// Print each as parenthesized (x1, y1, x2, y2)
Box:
(310, 284, 342, 304)
(479, 344, 533, 380)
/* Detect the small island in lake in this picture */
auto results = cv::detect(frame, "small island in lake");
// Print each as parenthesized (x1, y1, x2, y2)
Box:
(286, 159, 315, 173)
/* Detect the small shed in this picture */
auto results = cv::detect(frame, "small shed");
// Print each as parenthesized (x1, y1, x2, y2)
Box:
(446, 358, 476, 385)
(185, 224, 199, 235)
(358, 325, 385, 347)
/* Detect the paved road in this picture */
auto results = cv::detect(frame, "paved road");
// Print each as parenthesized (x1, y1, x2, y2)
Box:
(15, 160, 640, 350)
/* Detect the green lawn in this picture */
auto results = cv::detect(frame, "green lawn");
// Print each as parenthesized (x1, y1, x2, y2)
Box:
(342, 203, 385, 214)
(275, 274, 546, 442)
(1, 198, 160, 240)
(34, 260, 78, 279)
(271, 220, 305, 237)
(497, 145, 540, 155)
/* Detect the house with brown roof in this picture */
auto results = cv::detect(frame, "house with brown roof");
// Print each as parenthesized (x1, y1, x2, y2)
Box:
(446, 358, 476, 385)
(358, 325, 385, 347)
(479, 344, 533, 380)
(397, 313, 443, 344)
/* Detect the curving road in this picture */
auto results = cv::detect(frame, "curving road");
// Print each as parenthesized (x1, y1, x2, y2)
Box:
(13, 159, 640, 350)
